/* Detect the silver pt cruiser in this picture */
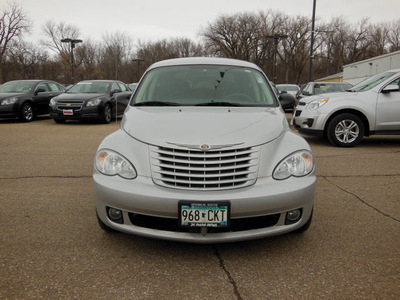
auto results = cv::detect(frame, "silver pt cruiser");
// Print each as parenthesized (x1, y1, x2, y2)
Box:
(93, 57, 316, 243)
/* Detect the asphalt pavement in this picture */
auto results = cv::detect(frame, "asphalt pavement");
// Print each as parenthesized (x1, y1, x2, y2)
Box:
(0, 115, 399, 299)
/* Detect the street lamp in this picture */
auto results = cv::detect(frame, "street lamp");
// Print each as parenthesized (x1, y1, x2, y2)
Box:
(61, 38, 83, 84)
(265, 34, 288, 82)
(132, 59, 144, 82)
(308, 0, 317, 82)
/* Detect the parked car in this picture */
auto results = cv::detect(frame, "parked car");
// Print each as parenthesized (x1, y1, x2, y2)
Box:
(276, 84, 300, 97)
(296, 81, 352, 101)
(0, 80, 65, 122)
(49, 80, 132, 123)
(94, 57, 316, 243)
(271, 82, 296, 111)
(292, 69, 400, 147)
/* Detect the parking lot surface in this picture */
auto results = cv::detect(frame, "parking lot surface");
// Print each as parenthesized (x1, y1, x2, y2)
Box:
(1, 116, 399, 299)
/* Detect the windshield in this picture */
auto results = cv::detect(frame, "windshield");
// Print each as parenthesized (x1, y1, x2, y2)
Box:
(313, 83, 352, 95)
(132, 65, 277, 107)
(68, 82, 111, 94)
(277, 85, 299, 92)
(349, 71, 397, 92)
(0, 81, 36, 93)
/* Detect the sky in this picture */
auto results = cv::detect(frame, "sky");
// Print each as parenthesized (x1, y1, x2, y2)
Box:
(8, 0, 400, 45)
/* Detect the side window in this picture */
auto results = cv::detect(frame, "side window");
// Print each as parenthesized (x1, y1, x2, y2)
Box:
(112, 83, 120, 92)
(48, 82, 62, 91)
(118, 83, 128, 92)
(37, 83, 49, 92)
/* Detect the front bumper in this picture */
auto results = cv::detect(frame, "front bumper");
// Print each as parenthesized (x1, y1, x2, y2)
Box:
(49, 105, 103, 121)
(292, 108, 326, 137)
(94, 172, 316, 243)
(0, 104, 19, 119)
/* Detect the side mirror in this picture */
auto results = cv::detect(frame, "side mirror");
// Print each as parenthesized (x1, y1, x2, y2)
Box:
(302, 91, 311, 96)
(280, 90, 288, 94)
(111, 89, 122, 96)
(382, 84, 400, 94)
(35, 88, 46, 95)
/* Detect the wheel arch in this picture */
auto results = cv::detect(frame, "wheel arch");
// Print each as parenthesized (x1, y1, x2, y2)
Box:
(324, 109, 371, 137)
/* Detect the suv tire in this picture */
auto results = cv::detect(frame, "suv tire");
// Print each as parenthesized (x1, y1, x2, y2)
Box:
(327, 113, 364, 147)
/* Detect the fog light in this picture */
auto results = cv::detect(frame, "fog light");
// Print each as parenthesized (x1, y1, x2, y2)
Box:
(285, 209, 302, 225)
(107, 207, 123, 224)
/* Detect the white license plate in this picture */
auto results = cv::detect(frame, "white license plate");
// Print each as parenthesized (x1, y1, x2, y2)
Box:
(63, 109, 73, 115)
(179, 201, 230, 228)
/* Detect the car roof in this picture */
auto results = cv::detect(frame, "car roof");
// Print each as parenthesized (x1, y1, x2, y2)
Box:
(148, 57, 263, 72)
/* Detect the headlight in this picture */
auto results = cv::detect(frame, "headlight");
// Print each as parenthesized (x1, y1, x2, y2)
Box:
(1, 97, 18, 105)
(95, 149, 136, 179)
(49, 98, 57, 106)
(307, 98, 328, 110)
(87, 98, 102, 106)
(273, 150, 314, 180)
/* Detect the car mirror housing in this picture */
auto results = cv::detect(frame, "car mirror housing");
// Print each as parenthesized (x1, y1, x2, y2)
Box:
(382, 84, 400, 94)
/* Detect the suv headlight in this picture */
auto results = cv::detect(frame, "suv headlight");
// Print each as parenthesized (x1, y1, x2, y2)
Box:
(273, 150, 314, 180)
(1, 97, 18, 105)
(95, 149, 136, 179)
(49, 98, 57, 106)
(87, 98, 102, 106)
(307, 98, 328, 110)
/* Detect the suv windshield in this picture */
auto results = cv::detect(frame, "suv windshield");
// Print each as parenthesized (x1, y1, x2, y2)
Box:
(68, 82, 111, 94)
(132, 65, 277, 107)
(349, 71, 397, 92)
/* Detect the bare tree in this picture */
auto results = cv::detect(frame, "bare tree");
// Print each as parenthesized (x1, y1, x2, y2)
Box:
(0, 1, 31, 82)
(42, 20, 81, 54)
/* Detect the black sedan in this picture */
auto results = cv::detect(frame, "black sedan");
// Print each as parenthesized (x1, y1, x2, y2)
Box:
(271, 82, 296, 111)
(49, 80, 132, 123)
(0, 80, 65, 122)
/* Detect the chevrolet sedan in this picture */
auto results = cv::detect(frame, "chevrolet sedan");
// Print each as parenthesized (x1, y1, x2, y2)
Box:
(49, 80, 132, 123)
(93, 57, 316, 243)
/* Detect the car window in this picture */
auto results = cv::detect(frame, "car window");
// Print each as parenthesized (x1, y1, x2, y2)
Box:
(37, 83, 50, 92)
(351, 71, 397, 92)
(111, 83, 120, 92)
(118, 83, 128, 92)
(0, 81, 36, 93)
(68, 82, 111, 94)
(48, 82, 63, 92)
(132, 65, 277, 107)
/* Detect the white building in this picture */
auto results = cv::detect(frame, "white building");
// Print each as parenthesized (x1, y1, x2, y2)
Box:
(343, 50, 400, 85)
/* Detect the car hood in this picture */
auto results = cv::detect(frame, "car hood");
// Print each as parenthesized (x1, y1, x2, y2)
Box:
(121, 106, 288, 148)
(0, 92, 26, 100)
(55, 93, 106, 101)
(299, 91, 357, 104)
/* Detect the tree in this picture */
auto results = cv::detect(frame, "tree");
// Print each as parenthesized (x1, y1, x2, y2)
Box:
(0, 1, 31, 82)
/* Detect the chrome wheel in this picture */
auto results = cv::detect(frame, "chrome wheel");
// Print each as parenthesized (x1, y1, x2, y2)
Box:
(327, 113, 364, 147)
(334, 119, 359, 144)
(21, 102, 34, 122)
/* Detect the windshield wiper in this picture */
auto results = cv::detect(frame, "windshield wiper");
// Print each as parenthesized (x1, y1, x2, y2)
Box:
(134, 101, 181, 106)
(195, 101, 245, 107)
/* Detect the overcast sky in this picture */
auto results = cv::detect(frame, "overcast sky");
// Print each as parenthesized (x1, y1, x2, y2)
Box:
(10, 0, 400, 45)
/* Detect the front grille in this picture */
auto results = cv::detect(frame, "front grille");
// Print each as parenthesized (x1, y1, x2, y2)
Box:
(56, 100, 84, 111)
(128, 213, 280, 233)
(150, 145, 260, 190)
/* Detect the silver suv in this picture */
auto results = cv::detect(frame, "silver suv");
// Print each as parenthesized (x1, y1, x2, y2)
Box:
(293, 69, 400, 147)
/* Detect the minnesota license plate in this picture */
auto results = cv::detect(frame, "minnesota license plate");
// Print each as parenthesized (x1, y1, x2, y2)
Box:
(63, 109, 73, 115)
(178, 201, 230, 228)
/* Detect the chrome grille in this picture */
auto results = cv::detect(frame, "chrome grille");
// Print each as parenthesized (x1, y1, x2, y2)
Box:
(56, 100, 84, 111)
(150, 145, 260, 190)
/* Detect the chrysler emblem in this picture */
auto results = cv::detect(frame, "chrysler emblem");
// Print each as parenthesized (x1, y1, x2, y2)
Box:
(200, 144, 210, 150)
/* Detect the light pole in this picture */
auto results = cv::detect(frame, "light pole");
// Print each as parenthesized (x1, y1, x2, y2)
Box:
(265, 34, 288, 82)
(308, 0, 317, 82)
(61, 38, 83, 84)
(132, 59, 144, 82)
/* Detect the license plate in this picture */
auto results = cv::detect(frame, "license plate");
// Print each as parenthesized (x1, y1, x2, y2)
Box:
(63, 109, 73, 115)
(178, 201, 230, 228)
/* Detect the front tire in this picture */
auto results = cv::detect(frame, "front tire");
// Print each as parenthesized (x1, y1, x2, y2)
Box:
(327, 113, 364, 147)
(102, 104, 112, 124)
(20, 102, 34, 122)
